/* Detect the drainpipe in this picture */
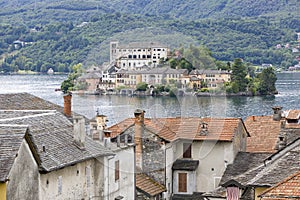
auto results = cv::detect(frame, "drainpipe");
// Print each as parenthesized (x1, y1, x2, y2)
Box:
(105, 155, 114, 200)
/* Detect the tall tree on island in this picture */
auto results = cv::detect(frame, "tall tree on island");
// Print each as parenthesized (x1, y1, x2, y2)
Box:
(61, 63, 84, 93)
(231, 58, 248, 92)
(257, 67, 277, 95)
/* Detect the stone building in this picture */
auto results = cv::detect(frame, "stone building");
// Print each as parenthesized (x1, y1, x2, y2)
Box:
(0, 93, 135, 200)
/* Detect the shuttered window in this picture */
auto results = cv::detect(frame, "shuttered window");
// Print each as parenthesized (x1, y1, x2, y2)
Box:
(183, 143, 192, 158)
(178, 173, 187, 192)
(115, 160, 120, 181)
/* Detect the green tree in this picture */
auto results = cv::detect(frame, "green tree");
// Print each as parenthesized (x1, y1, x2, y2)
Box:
(231, 58, 248, 92)
(136, 82, 148, 91)
(61, 63, 84, 93)
(257, 67, 277, 95)
(183, 45, 216, 69)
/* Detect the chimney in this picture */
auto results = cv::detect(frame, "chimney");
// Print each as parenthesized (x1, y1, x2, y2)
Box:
(134, 109, 145, 169)
(272, 106, 283, 121)
(63, 93, 72, 117)
(73, 115, 86, 149)
(275, 133, 287, 150)
(103, 130, 112, 148)
(96, 114, 107, 141)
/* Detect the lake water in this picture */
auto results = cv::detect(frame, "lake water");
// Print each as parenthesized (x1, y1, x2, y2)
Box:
(0, 73, 299, 125)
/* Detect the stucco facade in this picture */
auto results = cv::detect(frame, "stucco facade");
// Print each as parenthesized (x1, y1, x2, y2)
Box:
(7, 140, 39, 200)
(0, 183, 5, 200)
(167, 120, 248, 197)
(39, 159, 105, 200)
(106, 145, 135, 200)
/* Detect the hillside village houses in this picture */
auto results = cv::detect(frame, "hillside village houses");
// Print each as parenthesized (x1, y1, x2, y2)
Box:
(77, 41, 232, 94)
(104, 106, 300, 199)
(0, 92, 300, 199)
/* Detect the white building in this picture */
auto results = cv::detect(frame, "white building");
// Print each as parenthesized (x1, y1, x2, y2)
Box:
(110, 41, 170, 69)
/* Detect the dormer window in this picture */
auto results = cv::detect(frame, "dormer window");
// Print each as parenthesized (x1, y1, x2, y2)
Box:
(183, 143, 191, 158)
(200, 122, 208, 136)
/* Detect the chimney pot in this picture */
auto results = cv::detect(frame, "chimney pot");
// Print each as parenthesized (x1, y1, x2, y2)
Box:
(73, 115, 86, 149)
(272, 106, 283, 121)
(63, 93, 72, 117)
(103, 130, 111, 148)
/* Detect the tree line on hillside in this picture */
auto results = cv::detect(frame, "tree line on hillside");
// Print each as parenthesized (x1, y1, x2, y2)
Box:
(0, 13, 299, 74)
(1, 0, 299, 21)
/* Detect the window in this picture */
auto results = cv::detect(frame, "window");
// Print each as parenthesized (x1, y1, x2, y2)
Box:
(183, 143, 191, 158)
(115, 160, 120, 181)
(178, 173, 187, 192)
(58, 176, 62, 195)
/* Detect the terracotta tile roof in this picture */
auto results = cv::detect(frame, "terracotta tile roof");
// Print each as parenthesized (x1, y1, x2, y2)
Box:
(108, 117, 244, 142)
(108, 118, 135, 138)
(286, 110, 300, 120)
(259, 170, 300, 199)
(245, 115, 281, 153)
(136, 173, 166, 197)
(0, 110, 113, 173)
(0, 126, 27, 182)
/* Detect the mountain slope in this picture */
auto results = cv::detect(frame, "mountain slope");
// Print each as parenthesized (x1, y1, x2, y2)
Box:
(0, 0, 299, 73)
(0, 0, 299, 23)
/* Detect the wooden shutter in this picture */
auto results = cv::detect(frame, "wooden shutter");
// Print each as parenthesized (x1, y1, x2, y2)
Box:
(183, 143, 192, 158)
(115, 160, 120, 181)
(178, 173, 187, 192)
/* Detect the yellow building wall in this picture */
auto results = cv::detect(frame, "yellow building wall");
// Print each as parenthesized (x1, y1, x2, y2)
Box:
(255, 187, 269, 200)
(0, 183, 6, 200)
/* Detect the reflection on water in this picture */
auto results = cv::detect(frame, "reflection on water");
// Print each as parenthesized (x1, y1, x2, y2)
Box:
(0, 73, 300, 124)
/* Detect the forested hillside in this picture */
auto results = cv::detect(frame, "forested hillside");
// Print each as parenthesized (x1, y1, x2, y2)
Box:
(0, 0, 299, 73)
(1, 0, 299, 20)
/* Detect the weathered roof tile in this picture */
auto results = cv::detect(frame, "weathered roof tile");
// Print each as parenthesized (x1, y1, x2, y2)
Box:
(245, 115, 281, 153)
(136, 173, 166, 197)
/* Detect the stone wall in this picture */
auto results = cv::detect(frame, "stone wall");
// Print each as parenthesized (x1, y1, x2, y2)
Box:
(142, 129, 166, 185)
